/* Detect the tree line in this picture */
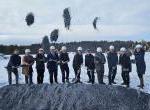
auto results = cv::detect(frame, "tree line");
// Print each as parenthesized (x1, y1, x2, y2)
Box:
(0, 40, 150, 55)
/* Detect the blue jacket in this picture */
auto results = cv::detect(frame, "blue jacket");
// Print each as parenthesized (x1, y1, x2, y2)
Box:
(47, 52, 59, 70)
(134, 49, 146, 74)
(107, 52, 118, 69)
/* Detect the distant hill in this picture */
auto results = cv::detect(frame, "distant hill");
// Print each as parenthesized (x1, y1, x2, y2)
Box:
(0, 41, 149, 54)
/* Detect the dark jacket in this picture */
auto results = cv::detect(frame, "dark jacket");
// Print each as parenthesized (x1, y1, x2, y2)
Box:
(59, 52, 70, 66)
(73, 53, 83, 69)
(107, 52, 118, 69)
(119, 54, 131, 72)
(7, 54, 21, 68)
(47, 52, 59, 70)
(85, 54, 95, 70)
(94, 52, 106, 72)
(35, 53, 46, 70)
(134, 49, 146, 74)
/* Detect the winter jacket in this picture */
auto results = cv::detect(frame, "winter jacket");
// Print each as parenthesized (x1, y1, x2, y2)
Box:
(94, 52, 106, 72)
(22, 55, 34, 73)
(107, 52, 118, 69)
(73, 53, 83, 69)
(35, 53, 46, 70)
(22, 55, 34, 65)
(134, 49, 146, 74)
(119, 54, 131, 72)
(7, 54, 21, 67)
(59, 52, 70, 62)
(59, 52, 70, 66)
(85, 54, 95, 70)
(47, 52, 59, 70)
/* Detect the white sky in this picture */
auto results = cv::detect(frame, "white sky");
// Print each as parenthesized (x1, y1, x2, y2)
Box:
(0, 0, 150, 45)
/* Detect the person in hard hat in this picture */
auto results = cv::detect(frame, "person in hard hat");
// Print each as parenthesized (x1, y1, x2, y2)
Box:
(134, 44, 146, 89)
(119, 47, 131, 88)
(94, 47, 106, 84)
(22, 49, 34, 84)
(72, 47, 83, 83)
(107, 45, 118, 85)
(47, 46, 59, 84)
(85, 49, 95, 84)
(59, 46, 70, 83)
(35, 48, 46, 84)
(7, 49, 21, 85)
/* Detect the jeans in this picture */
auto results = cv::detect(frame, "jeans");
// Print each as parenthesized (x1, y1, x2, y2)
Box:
(60, 64, 69, 83)
(48, 69, 58, 84)
(7, 68, 19, 85)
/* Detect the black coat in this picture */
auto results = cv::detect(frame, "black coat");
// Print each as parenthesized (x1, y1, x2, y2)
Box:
(85, 54, 95, 69)
(47, 52, 59, 70)
(59, 52, 70, 66)
(35, 53, 46, 70)
(73, 53, 83, 69)
(119, 54, 131, 72)
(107, 52, 118, 69)
(7, 54, 21, 67)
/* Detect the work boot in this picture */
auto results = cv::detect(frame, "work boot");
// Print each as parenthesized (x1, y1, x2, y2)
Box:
(138, 78, 144, 89)
(66, 79, 70, 83)
(74, 79, 79, 84)
(100, 82, 106, 85)
(87, 80, 92, 83)
(121, 82, 126, 85)
(55, 81, 59, 84)
(108, 82, 112, 85)
(92, 82, 95, 84)
(112, 81, 117, 84)
(126, 84, 130, 88)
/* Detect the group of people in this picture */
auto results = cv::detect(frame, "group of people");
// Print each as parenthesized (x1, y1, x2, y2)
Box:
(6, 44, 146, 89)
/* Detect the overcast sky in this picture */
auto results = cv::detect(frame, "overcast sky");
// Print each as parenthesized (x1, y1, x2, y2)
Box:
(0, 0, 150, 45)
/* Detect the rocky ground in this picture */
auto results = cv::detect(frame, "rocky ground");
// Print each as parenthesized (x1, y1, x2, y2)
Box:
(0, 84, 150, 110)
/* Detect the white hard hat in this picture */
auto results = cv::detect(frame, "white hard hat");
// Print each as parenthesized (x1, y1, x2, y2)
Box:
(109, 45, 115, 50)
(120, 47, 126, 52)
(14, 50, 19, 55)
(61, 46, 67, 51)
(135, 44, 142, 49)
(97, 47, 102, 52)
(25, 49, 31, 53)
(77, 47, 82, 51)
(50, 46, 55, 50)
(39, 48, 44, 51)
